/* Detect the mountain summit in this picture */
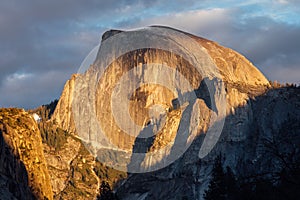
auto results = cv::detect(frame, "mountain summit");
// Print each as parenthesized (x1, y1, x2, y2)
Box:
(52, 26, 270, 171)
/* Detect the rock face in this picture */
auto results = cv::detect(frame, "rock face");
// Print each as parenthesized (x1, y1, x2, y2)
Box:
(0, 108, 53, 200)
(115, 86, 300, 199)
(0, 27, 298, 200)
(42, 132, 100, 200)
(52, 27, 269, 146)
(52, 74, 77, 133)
(52, 26, 270, 171)
(51, 26, 299, 199)
(53, 28, 269, 137)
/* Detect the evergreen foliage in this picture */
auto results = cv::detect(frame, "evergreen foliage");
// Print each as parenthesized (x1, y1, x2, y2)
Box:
(97, 181, 118, 200)
(204, 155, 238, 200)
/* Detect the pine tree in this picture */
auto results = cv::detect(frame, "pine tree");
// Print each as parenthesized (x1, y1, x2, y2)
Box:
(204, 155, 226, 200)
(97, 181, 118, 200)
(204, 156, 239, 200)
(224, 166, 238, 200)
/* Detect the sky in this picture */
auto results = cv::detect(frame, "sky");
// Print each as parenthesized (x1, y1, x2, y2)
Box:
(0, 0, 299, 109)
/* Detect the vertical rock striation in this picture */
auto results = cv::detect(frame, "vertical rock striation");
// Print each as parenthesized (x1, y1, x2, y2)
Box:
(0, 108, 53, 200)
(49, 26, 300, 199)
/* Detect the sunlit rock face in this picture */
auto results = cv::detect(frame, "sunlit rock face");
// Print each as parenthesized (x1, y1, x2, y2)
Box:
(52, 74, 77, 133)
(52, 26, 270, 173)
(0, 108, 53, 200)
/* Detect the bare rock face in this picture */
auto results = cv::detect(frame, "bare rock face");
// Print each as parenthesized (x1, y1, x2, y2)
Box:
(52, 27, 269, 142)
(50, 27, 300, 199)
(114, 87, 299, 200)
(0, 108, 53, 200)
(43, 135, 100, 200)
(52, 26, 269, 170)
(43, 136, 81, 195)
(52, 74, 77, 133)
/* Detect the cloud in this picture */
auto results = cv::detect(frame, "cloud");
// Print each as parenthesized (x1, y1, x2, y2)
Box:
(0, 1, 114, 108)
(0, 0, 163, 82)
(0, 70, 68, 109)
(0, 0, 299, 108)
(126, 8, 233, 35)
(124, 8, 300, 84)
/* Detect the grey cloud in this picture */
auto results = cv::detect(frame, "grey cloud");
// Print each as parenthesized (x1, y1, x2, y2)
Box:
(129, 8, 300, 84)
(0, 71, 68, 109)
(0, 0, 156, 108)
(220, 16, 300, 83)
(0, 1, 299, 108)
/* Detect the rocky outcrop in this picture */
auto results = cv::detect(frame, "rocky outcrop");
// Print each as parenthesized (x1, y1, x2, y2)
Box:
(0, 108, 53, 200)
(43, 136, 81, 195)
(43, 135, 100, 200)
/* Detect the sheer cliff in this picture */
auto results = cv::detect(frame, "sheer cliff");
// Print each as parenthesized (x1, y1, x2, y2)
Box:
(52, 27, 270, 139)
(115, 86, 300, 199)
(0, 108, 53, 200)
(50, 27, 299, 199)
